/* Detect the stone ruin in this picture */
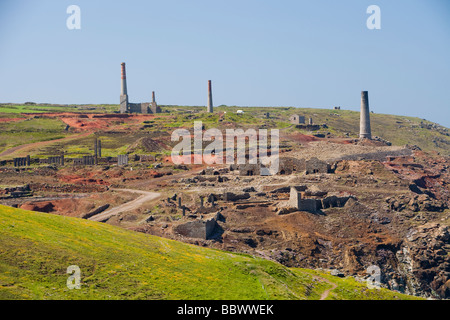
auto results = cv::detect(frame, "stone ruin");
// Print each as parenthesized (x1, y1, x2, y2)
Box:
(174, 217, 218, 240)
(117, 154, 129, 166)
(289, 114, 305, 125)
(278, 186, 354, 214)
(40, 155, 64, 166)
(237, 157, 332, 176)
(73, 156, 95, 166)
(119, 63, 161, 115)
(0, 184, 33, 199)
(13, 155, 30, 167)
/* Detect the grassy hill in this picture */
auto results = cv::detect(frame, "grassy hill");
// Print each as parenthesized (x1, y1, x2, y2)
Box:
(134, 105, 450, 155)
(0, 205, 420, 300)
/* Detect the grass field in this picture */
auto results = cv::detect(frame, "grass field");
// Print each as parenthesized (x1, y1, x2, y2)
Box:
(0, 104, 117, 114)
(0, 205, 420, 300)
(0, 118, 70, 156)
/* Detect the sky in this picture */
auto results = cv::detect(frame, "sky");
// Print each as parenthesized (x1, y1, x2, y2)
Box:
(0, 0, 449, 127)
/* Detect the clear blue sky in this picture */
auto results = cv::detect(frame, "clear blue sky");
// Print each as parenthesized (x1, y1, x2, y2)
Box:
(0, 0, 449, 127)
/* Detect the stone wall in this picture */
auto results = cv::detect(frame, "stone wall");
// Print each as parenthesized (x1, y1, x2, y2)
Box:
(174, 218, 217, 240)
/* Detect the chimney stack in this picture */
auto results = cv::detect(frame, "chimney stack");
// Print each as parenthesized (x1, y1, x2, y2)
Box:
(121, 63, 127, 96)
(152, 91, 156, 103)
(359, 91, 372, 139)
(207, 80, 213, 113)
(120, 62, 129, 113)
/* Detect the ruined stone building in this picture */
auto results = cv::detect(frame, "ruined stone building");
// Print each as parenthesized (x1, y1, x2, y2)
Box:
(119, 62, 161, 114)
(288, 186, 352, 214)
(289, 114, 305, 125)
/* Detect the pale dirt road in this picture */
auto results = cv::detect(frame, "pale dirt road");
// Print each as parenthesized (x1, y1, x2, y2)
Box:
(89, 188, 161, 222)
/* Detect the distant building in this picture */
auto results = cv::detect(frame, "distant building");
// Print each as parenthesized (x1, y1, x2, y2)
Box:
(119, 62, 161, 114)
(289, 114, 305, 125)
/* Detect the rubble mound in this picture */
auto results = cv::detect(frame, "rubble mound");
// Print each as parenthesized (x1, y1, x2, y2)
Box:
(386, 194, 448, 213)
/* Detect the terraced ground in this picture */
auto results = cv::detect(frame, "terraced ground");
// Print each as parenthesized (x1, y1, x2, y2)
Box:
(0, 205, 420, 300)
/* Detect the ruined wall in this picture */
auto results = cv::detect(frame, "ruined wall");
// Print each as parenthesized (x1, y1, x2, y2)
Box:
(174, 218, 217, 240)
(289, 115, 305, 125)
(305, 157, 330, 174)
(288, 186, 352, 214)
(279, 157, 306, 175)
(238, 164, 261, 176)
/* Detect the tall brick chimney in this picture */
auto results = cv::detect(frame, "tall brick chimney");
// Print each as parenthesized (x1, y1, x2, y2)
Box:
(121, 63, 127, 96)
(360, 91, 372, 139)
(120, 62, 129, 113)
(207, 80, 213, 113)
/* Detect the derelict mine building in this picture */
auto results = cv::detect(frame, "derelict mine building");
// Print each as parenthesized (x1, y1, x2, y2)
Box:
(119, 62, 161, 114)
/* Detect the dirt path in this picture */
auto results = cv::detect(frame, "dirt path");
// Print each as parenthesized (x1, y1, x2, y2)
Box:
(88, 188, 161, 222)
(0, 132, 92, 158)
(319, 279, 338, 300)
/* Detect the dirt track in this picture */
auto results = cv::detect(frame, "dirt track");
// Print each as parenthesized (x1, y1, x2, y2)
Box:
(88, 188, 161, 222)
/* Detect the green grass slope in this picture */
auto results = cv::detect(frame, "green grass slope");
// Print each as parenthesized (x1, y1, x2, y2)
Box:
(0, 118, 70, 156)
(0, 205, 420, 300)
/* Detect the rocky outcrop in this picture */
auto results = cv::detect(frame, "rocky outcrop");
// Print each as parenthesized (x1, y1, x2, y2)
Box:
(396, 223, 450, 299)
(386, 194, 447, 213)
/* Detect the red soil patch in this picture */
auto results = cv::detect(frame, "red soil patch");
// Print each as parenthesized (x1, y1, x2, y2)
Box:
(25, 112, 160, 132)
(20, 201, 55, 213)
(0, 117, 25, 123)
(289, 134, 320, 143)
(20, 198, 94, 217)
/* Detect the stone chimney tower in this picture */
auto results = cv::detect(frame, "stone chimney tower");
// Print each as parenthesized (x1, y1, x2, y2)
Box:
(121, 63, 127, 96)
(207, 80, 213, 113)
(120, 62, 129, 113)
(359, 91, 372, 139)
